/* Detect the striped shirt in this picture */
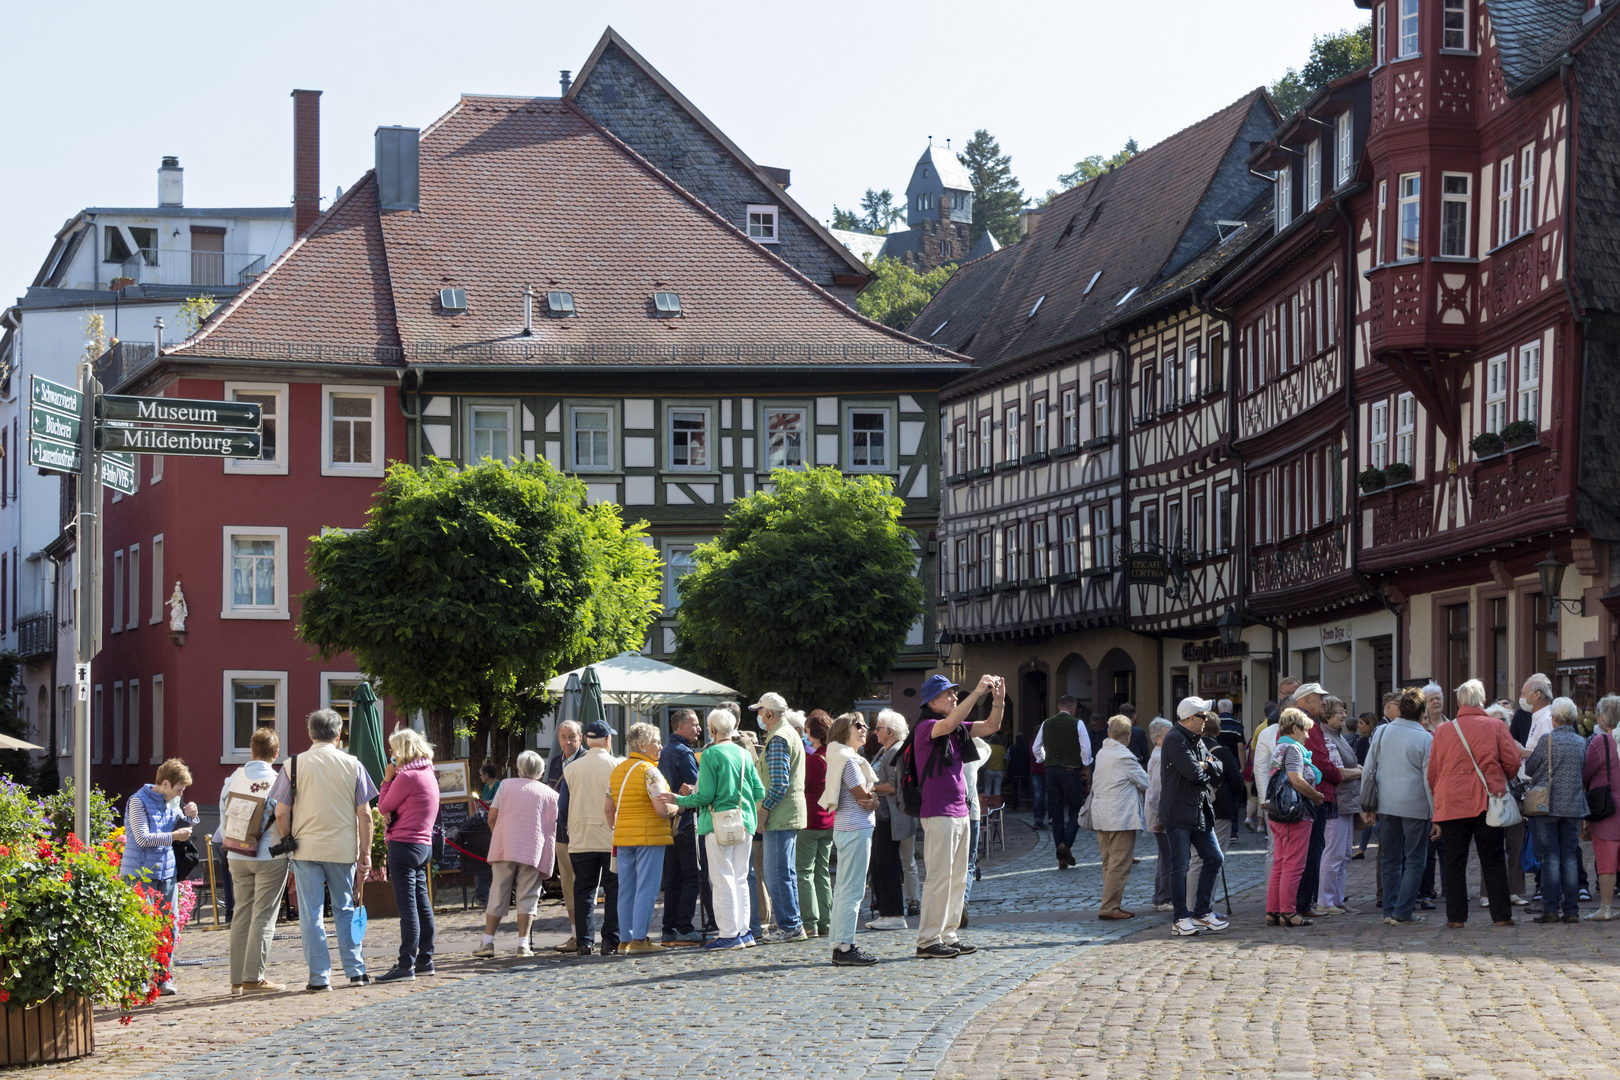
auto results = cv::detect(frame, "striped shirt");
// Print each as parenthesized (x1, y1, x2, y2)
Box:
(127, 796, 198, 848)
(834, 760, 874, 832)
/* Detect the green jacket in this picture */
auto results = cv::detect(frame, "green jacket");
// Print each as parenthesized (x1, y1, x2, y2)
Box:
(674, 742, 766, 837)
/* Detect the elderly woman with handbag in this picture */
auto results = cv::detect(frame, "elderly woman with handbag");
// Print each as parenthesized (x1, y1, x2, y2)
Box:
(1526, 696, 1590, 924)
(659, 710, 766, 950)
(1090, 715, 1151, 920)
(607, 723, 679, 954)
(473, 750, 558, 958)
(1265, 709, 1325, 927)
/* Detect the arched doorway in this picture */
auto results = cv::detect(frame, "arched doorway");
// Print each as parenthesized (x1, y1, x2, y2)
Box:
(1098, 648, 1138, 717)
(1055, 653, 1094, 719)
(1018, 660, 1048, 740)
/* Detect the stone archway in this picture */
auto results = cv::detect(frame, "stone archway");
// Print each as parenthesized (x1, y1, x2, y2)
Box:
(1018, 658, 1049, 740)
(1055, 653, 1094, 719)
(1098, 648, 1138, 718)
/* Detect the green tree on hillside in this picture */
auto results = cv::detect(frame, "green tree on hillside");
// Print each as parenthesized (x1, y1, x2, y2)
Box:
(856, 256, 956, 330)
(1057, 139, 1139, 191)
(1271, 24, 1374, 115)
(957, 130, 1024, 247)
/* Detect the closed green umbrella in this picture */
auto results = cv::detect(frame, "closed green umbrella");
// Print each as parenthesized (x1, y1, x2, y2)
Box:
(348, 682, 387, 792)
(580, 666, 606, 741)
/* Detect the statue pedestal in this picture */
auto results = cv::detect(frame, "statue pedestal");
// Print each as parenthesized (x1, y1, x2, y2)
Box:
(169, 630, 187, 647)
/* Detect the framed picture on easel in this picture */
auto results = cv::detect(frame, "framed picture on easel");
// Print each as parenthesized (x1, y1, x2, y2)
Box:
(431, 759, 471, 800)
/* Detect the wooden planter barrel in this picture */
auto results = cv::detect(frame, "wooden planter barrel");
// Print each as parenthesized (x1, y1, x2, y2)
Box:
(2, 995, 94, 1065)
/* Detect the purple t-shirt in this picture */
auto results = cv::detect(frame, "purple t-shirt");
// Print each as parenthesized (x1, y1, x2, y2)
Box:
(916, 717, 969, 819)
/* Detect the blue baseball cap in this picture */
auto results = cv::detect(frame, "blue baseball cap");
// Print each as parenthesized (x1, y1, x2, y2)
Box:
(584, 720, 612, 739)
(919, 674, 959, 704)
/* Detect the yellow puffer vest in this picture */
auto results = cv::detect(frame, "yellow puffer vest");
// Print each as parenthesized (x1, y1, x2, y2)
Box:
(610, 753, 674, 847)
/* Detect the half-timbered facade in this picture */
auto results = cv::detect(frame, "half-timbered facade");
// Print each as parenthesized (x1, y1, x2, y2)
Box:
(1349, 0, 1620, 714)
(916, 90, 1276, 730)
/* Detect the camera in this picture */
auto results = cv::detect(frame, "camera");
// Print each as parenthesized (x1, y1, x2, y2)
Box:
(268, 835, 298, 857)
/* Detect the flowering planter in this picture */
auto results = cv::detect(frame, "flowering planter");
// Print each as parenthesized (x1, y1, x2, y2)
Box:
(1, 996, 94, 1065)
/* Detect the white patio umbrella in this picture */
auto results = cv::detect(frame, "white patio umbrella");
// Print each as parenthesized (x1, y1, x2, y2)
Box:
(547, 652, 739, 733)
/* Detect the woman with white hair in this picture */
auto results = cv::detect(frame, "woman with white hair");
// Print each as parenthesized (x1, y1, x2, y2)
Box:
(376, 728, 440, 982)
(606, 723, 678, 953)
(1091, 715, 1151, 919)
(1427, 678, 1522, 928)
(474, 750, 559, 957)
(1583, 694, 1620, 920)
(1145, 717, 1175, 911)
(1526, 696, 1589, 923)
(660, 709, 766, 950)
(867, 710, 915, 930)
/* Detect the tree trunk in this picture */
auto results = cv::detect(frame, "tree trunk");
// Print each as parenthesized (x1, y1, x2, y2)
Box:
(490, 725, 510, 778)
(427, 708, 455, 759)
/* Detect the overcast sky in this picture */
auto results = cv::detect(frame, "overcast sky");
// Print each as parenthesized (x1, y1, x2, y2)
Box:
(1, 0, 1364, 302)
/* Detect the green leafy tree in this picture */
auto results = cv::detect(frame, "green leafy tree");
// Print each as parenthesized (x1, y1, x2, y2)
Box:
(832, 188, 902, 234)
(1055, 138, 1140, 192)
(176, 294, 219, 336)
(299, 458, 663, 755)
(831, 206, 862, 231)
(1271, 24, 1373, 115)
(957, 130, 1024, 247)
(673, 468, 925, 714)
(856, 256, 956, 330)
(0, 652, 29, 789)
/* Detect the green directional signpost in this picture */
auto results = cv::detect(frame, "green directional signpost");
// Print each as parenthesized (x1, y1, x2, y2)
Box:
(28, 369, 261, 838)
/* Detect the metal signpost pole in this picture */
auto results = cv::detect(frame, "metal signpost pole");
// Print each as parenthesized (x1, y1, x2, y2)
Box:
(73, 363, 100, 842)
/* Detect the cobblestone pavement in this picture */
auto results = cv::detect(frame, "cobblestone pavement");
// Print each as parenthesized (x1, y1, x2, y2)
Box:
(46, 819, 1620, 1079)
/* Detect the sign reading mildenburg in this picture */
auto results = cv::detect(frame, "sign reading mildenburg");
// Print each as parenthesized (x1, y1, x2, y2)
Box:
(96, 427, 262, 458)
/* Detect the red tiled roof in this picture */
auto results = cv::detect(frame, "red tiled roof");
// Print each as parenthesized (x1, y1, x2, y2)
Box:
(909, 89, 1271, 370)
(175, 98, 955, 369)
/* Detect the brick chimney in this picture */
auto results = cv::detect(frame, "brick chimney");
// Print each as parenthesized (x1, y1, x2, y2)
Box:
(292, 89, 322, 235)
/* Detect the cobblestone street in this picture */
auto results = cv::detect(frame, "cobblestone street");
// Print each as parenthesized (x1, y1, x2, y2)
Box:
(34, 818, 1620, 1079)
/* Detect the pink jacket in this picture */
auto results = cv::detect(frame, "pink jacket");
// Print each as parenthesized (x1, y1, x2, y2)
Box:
(486, 777, 558, 873)
(378, 758, 440, 846)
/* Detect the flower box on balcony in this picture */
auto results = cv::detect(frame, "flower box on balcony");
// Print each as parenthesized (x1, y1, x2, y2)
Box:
(1501, 420, 1538, 450)
(1384, 462, 1414, 485)
(1357, 468, 1387, 493)
(1470, 432, 1505, 460)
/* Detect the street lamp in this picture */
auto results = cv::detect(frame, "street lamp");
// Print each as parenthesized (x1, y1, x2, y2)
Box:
(1537, 549, 1586, 615)
(936, 627, 952, 663)
(1217, 604, 1245, 647)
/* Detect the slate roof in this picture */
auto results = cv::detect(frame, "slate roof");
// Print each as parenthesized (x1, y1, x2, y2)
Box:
(1572, 8, 1620, 313)
(905, 89, 1274, 371)
(172, 98, 957, 369)
(919, 144, 974, 193)
(829, 228, 886, 263)
(1485, 0, 1589, 90)
(968, 230, 1000, 260)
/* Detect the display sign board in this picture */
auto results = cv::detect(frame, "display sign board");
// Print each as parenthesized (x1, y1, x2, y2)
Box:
(97, 393, 261, 430)
(97, 426, 262, 458)
(29, 436, 80, 474)
(100, 453, 138, 496)
(30, 375, 81, 417)
(30, 406, 78, 444)
(434, 800, 473, 872)
(1125, 551, 1170, 586)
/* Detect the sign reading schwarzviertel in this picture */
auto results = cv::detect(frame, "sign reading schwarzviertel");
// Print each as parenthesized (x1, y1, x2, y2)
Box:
(97, 394, 261, 430)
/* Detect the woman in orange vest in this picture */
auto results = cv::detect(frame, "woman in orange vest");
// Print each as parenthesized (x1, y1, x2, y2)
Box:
(606, 723, 679, 953)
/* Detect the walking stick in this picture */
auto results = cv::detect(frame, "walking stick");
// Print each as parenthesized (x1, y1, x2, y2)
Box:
(1220, 859, 1232, 915)
(206, 836, 221, 928)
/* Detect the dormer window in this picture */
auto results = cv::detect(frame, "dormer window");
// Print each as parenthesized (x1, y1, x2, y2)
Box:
(653, 292, 682, 317)
(1306, 140, 1321, 206)
(546, 291, 576, 317)
(1275, 164, 1293, 230)
(746, 204, 779, 244)
(439, 288, 467, 313)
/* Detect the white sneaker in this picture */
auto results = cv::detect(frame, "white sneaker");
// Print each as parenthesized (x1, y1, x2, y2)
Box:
(1511, 894, 1530, 907)
(472, 943, 496, 958)
(1194, 912, 1230, 932)
(1480, 895, 1490, 908)
(1170, 918, 1201, 937)
(515, 941, 534, 957)
(1153, 902, 1175, 912)
(864, 916, 909, 931)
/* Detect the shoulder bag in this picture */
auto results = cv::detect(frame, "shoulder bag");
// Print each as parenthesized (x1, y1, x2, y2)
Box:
(1587, 732, 1618, 822)
(709, 753, 749, 847)
(1524, 729, 1554, 817)
(1452, 719, 1523, 828)
(1359, 725, 1384, 815)
(1264, 743, 1307, 824)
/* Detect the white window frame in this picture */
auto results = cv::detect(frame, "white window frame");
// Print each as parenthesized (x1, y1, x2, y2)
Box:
(977, 413, 992, 469)
(569, 404, 616, 473)
(150, 534, 164, 623)
(663, 542, 699, 610)
(112, 681, 124, 765)
(845, 406, 894, 473)
(762, 404, 809, 470)
(1443, 0, 1468, 49)
(1377, 180, 1388, 264)
(1163, 350, 1183, 410)
(126, 542, 140, 630)
(1275, 164, 1293, 231)
(1396, 392, 1416, 467)
(1370, 400, 1390, 470)
(1059, 515, 1078, 576)
(746, 204, 780, 244)
(1003, 525, 1022, 584)
(1091, 379, 1110, 440)
(92, 685, 102, 765)
(1306, 139, 1322, 206)
(1519, 145, 1535, 235)
(1335, 112, 1353, 187)
(1398, 0, 1420, 57)
(1003, 405, 1020, 462)
(1031, 399, 1048, 453)
(320, 671, 368, 750)
(1486, 353, 1509, 434)
(221, 526, 290, 620)
(1398, 173, 1421, 258)
(1498, 156, 1515, 247)
(1190, 493, 1207, 560)
(223, 382, 288, 475)
(467, 401, 517, 464)
(127, 679, 140, 766)
(1185, 343, 1201, 400)
(111, 549, 124, 634)
(1440, 172, 1471, 257)
(321, 385, 386, 477)
(221, 670, 287, 765)
(1215, 486, 1233, 554)
(977, 531, 992, 589)
(1030, 519, 1048, 580)
(953, 422, 968, 476)
(1377, 2, 1387, 64)
(665, 405, 713, 473)
(1062, 389, 1078, 446)
(1517, 340, 1541, 426)
(1091, 506, 1113, 570)
(149, 675, 163, 765)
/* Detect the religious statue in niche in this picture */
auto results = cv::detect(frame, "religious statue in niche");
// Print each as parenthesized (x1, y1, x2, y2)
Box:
(166, 580, 188, 644)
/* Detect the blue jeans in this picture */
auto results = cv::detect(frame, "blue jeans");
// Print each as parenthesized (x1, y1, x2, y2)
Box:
(830, 828, 872, 947)
(761, 830, 803, 934)
(1031, 774, 1047, 825)
(1534, 816, 1583, 917)
(290, 860, 364, 986)
(386, 841, 433, 969)
(615, 846, 666, 942)
(964, 818, 981, 905)
(1168, 826, 1224, 921)
(1378, 814, 1430, 920)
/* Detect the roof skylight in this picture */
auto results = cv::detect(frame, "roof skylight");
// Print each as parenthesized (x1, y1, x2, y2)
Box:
(654, 292, 683, 317)
(439, 288, 467, 313)
(1115, 286, 1138, 307)
(546, 291, 576, 317)
(1029, 295, 1045, 318)
(1084, 271, 1103, 296)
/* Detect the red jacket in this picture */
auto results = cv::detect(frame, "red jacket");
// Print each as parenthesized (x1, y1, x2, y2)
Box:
(1301, 721, 1343, 804)
(1427, 706, 1521, 822)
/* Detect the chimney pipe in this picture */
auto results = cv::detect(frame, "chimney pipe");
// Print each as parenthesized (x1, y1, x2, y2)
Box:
(560, 70, 573, 95)
(522, 285, 534, 336)
(157, 157, 183, 207)
(292, 89, 322, 235)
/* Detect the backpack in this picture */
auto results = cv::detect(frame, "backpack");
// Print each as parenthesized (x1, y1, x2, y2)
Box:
(899, 719, 969, 817)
